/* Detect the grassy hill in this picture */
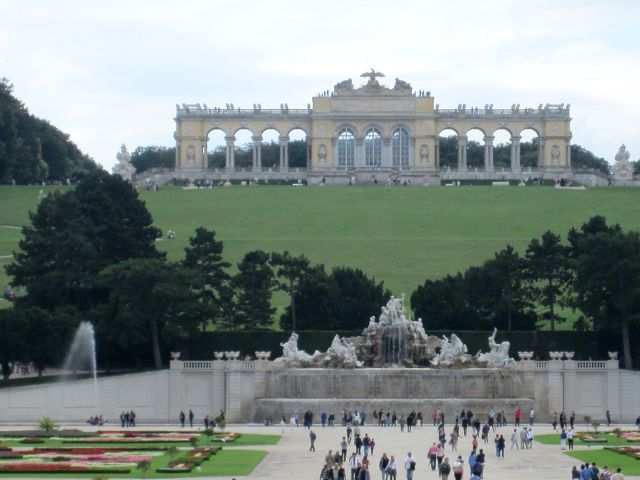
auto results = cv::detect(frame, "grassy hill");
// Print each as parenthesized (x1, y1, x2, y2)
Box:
(2, 184, 640, 315)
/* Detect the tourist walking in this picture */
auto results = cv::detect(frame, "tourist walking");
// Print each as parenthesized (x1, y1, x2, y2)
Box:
(567, 428, 575, 450)
(309, 430, 317, 452)
(436, 444, 445, 468)
(358, 463, 371, 480)
(386, 455, 398, 480)
(404, 452, 416, 480)
(497, 434, 505, 458)
(188, 409, 194, 427)
(449, 430, 458, 451)
(451, 456, 464, 480)
(612, 467, 625, 480)
(379, 453, 390, 480)
(179, 410, 185, 428)
(349, 453, 361, 480)
(529, 407, 535, 426)
(439, 457, 451, 480)
(560, 428, 568, 450)
(341, 437, 348, 462)
(510, 428, 519, 450)
(428, 443, 438, 471)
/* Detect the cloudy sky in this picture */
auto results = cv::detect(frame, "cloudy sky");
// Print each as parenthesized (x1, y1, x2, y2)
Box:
(2, 0, 639, 170)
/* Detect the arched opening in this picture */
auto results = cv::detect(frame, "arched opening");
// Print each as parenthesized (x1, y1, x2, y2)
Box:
(437, 128, 458, 169)
(466, 128, 486, 169)
(233, 128, 253, 169)
(492, 128, 512, 169)
(207, 128, 226, 169)
(261, 128, 280, 168)
(520, 128, 540, 169)
(392, 127, 410, 168)
(288, 128, 308, 168)
(337, 127, 355, 167)
(364, 127, 382, 167)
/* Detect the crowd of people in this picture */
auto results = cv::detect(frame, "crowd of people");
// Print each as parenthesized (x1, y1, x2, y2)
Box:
(311, 407, 630, 480)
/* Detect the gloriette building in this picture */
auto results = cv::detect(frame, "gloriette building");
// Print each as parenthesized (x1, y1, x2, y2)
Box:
(173, 71, 572, 184)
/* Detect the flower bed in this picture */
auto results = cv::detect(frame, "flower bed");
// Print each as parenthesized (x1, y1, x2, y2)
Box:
(607, 446, 640, 460)
(575, 432, 608, 443)
(63, 431, 196, 443)
(621, 432, 640, 442)
(214, 432, 241, 443)
(156, 447, 219, 473)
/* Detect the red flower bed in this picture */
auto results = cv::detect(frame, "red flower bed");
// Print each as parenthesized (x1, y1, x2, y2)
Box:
(0, 462, 130, 473)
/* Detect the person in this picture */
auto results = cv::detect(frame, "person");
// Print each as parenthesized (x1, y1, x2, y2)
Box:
(370, 437, 376, 455)
(601, 465, 612, 480)
(428, 443, 438, 470)
(404, 451, 416, 480)
(612, 467, 624, 480)
(606, 410, 612, 427)
(527, 427, 534, 449)
(349, 453, 361, 480)
(451, 455, 464, 480)
(571, 466, 580, 479)
(309, 430, 317, 452)
(636, 415, 640, 431)
(570, 410, 576, 429)
(529, 407, 535, 426)
(449, 430, 458, 451)
(341, 437, 348, 463)
(347, 425, 353, 443)
(188, 409, 194, 428)
(386, 455, 398, 480)
(514, 407, 521, 426)
(379, 453, 390, 480)
(357, 463, 371, 480)
(439, 457, 451, 480)
(590, 462, 600, 480)
(560, 428, 567, 450)
(320, 464, 332, 480)
(179, 410, 185, 427)
(552, 411, 558, 430)
(567, 428, 575, 450)
(436, 444, 445, 468)
(497, 434, 505, 458)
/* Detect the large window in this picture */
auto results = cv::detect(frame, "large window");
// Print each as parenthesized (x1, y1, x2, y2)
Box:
(337, 128, 355, 167)
(364, 128, 382, 167)
(392, 127, 410, 167)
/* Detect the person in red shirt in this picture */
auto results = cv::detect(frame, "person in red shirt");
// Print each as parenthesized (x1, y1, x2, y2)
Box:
(514, 407, 521, 427)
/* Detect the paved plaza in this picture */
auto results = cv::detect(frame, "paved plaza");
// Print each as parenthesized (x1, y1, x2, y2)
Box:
(241, 422, 638, 480)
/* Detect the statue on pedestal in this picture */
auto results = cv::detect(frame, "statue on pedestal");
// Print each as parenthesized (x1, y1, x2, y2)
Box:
(613, 144, 633, 180)
(113, 144, 135, 181)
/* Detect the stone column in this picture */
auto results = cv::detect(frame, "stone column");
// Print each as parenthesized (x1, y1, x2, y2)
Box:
(511, 135, 521, 173)
(383, 138, 392, 168)
(537, 137, 545, 169)
(355, 138, 364, 168)
(435, 142, 440, 169)
(457, 136, 467, 171)
(252, 136, 261, 170)
(279, 136, 289, 169)
(484, 135, 495, 172)
(225, 136, 235, 169)
(565, 142, 571, 168)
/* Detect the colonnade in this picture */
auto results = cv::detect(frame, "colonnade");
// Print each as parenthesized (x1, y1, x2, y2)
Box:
(220, 135, 302, 169)
(442, 134, 544, 172)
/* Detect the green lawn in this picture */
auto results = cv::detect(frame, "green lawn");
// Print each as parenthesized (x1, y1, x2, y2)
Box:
(3, 185, 640, 318)
(0, 449, 268, 478)
(536, 432, 638, 446)
(566, 449, 640, 476)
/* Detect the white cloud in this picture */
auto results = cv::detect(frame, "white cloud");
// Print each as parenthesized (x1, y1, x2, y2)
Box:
(1, 0, 640, 169)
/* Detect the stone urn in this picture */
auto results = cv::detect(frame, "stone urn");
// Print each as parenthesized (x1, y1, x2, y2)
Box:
(517, 351, 533, 360)
(563, 351, 575, 360)
(549, 351, 562, 360)
(170, 351, 181, 360)
(214, 352, 225, 360)
(255, 351, 271, 360)
(608, 351, 619, 360)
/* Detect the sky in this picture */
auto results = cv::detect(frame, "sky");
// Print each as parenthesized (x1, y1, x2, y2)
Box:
(2, 0, 639, 170)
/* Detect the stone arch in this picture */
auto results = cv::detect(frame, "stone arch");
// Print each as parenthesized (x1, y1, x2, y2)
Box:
(519, 128, 541, 169)
(335, 123, 358, 137)
(261, 128, 280, 169)
(206, 127, 227, 169)
(465, 128, 487, 170)
(438, 125, 460, 136)
(390, 122, 413, 136)
(437, 127, 459, 169)
(233, 128, 254, 169)
(288, 128, 309, 168)
(492, 128, 512, 170)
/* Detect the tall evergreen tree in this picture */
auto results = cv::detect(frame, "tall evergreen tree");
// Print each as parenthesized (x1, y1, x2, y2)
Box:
(271, 251, 310, 332)
(233, 250, 275, 330)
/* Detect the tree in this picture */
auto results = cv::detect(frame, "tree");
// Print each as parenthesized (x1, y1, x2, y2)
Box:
(7, 170, 163, 312)
(525, 231, 571, 330)
(410, 273, 476, 330)
(0, 308, 29, 380)
(481, 245, 535, 331)
(233, 250, 275, 330)
(288, 139, 308, 168)
(568, 218, 640, 368)
(182, 228, 231, 331)
(570, 144, 610, 175)
(438, 136, 457, 168)
(97, 258, 201, 369)
(130, 146, 175, 173)
(329, 267, 391, 330)
(279, 264, 334, 330)
(271, 251, 310, 332)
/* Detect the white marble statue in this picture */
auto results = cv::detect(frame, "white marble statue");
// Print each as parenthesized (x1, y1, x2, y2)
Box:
(477, 328, 515, 367)
(613, 144, 633, 179)
(275, 333, 315, 364)
(113, 144, 135, 181)
(431, 333, 469, 366)
(327, 335, 362, 367)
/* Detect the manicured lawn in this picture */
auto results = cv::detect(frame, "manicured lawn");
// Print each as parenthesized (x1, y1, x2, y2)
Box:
(3, 185, 640, 319)
(0, 448, 268, 478)
(566, 449, 640, 476)
(536, 432, 638, 446)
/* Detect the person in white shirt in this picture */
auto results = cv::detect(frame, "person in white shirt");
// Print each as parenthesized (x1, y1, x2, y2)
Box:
(404, 452, 417, 480)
